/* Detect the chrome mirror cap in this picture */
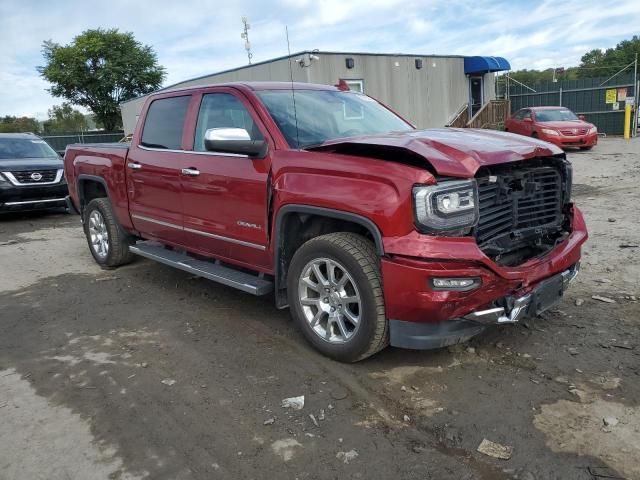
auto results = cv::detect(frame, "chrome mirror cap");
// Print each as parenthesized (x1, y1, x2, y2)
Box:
(204, 128, 251, 142)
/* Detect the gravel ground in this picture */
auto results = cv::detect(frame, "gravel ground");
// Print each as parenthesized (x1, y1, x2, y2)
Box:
(0, 137, 639, 480)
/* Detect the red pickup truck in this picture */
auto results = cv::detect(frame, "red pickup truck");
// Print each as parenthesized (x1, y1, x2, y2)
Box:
(64, 82, 587, 362)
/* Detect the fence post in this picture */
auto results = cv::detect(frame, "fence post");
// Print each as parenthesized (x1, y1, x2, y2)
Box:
(559, 87, 563, 106)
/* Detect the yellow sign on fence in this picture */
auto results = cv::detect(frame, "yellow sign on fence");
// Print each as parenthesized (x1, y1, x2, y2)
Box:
(605, 89, 617, 104)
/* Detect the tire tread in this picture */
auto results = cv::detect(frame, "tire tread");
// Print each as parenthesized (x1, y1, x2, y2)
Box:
(84, 197, 134, 268)
(296, 232, 388, 361)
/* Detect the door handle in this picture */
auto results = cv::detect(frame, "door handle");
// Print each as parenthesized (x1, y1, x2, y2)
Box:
(181, 168, 200, 177)
(127, 162, 142, 170)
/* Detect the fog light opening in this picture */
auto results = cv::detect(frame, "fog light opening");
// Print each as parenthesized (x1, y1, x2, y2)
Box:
(430, 277, 481, 291)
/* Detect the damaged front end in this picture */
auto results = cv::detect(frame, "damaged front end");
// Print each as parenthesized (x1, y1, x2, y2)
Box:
(473, 156, 572, 266)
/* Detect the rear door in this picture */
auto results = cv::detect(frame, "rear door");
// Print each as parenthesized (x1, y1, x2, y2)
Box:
(179, 88, 273, 270)
(126, 95, 192, 245)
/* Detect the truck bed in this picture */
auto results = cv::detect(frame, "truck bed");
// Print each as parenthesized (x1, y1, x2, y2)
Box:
(63, 142, 131, 227)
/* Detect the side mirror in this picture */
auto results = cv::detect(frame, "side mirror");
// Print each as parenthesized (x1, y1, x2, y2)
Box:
(578, 114, 585, 121)
(204, 128, 267, 157)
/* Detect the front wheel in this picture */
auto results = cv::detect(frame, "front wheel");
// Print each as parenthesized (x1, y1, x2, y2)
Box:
(83, 198, 134, 268)
(287, 232, 388, 362)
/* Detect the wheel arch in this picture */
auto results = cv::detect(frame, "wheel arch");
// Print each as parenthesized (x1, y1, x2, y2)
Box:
(273, 204, 385, 308)
(77, 174, 110, 212)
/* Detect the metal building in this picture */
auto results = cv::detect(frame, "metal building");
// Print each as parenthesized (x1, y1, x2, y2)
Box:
(120, 51, 511, 135)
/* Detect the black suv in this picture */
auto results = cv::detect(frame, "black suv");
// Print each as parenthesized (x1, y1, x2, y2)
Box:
(0, 133, 68, 212)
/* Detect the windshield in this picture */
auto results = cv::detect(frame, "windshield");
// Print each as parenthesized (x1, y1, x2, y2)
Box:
(256, 90, 413, 148)
(0, 137, 58, 160)
(535, 109, 579, 122)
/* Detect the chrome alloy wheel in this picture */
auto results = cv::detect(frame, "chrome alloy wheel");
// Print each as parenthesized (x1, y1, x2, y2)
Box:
(297, 258, 362, 344)
(88, 210, 109, 259)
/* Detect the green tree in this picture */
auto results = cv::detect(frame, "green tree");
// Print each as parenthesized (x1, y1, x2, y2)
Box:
(578, 35, 640, 78)
(42, 103, 88, 133)
(0, 116, 41, 134)
(38, 28, 165, 131)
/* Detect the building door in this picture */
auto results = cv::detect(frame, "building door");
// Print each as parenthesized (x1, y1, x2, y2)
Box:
(469, 76, 483, 118)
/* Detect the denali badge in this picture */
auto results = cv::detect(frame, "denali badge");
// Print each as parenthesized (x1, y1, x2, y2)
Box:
(237, 220, 262, 230)
(30, 172, 43, 181)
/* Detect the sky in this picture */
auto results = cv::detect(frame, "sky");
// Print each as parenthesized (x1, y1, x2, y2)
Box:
(1, 0, 639, 120)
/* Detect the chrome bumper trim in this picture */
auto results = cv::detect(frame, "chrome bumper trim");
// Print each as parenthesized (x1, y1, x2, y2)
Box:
(3, 197, 67, 206)
(465, 294, 532, 325)
(463, 263, 580, 326)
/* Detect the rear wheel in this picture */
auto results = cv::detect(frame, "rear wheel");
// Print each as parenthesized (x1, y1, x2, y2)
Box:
(287, 232, 388, 362)
(83, 198, 134, 268)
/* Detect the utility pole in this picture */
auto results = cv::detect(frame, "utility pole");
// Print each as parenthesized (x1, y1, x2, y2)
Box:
(241, 17, 253, 65)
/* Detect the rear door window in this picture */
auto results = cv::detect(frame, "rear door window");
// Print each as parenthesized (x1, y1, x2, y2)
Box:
(141, 95, 191, 150)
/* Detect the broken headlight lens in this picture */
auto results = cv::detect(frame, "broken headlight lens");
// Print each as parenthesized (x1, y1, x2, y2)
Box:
(413, 180, 479, 234)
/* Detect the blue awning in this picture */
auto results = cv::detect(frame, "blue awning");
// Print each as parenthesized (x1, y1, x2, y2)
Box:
(464, 56, 511, 74)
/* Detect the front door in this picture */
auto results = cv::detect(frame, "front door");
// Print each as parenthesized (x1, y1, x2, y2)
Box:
(179, 89, 272, 270)
(126, 95, 192, 245)
(469, 76, 483, 117)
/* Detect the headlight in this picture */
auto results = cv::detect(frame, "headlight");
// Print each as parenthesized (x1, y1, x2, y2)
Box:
(413, 180, 479, 234)
(541, 128, 560, 136)
(588, 126, 597, 134)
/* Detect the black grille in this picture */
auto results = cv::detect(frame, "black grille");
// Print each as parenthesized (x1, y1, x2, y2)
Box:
(10, 169, 58, 184)
(476, 167, 563, 246)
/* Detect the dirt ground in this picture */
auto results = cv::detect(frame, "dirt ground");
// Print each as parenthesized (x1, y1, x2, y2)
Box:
(1, 137, 639, 480)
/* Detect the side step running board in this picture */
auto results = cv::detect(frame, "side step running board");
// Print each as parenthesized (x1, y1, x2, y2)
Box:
(129, 241, 273, 296)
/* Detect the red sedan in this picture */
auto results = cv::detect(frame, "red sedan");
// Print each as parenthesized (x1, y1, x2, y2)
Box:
(505, 107, 597, 150)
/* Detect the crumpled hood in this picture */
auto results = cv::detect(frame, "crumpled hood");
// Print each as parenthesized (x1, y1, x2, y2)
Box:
(309, 128, 564, 177)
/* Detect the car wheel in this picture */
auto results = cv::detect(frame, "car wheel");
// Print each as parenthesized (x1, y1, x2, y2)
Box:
(531, 131, 538, 138)
(287, 232, 388, 362)
(83, 197, 134, 268)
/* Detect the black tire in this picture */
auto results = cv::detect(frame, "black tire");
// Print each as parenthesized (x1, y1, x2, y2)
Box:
(83, 197, 134, 268)
(287, 232, 388, 362)
(531, 131, 538, 138)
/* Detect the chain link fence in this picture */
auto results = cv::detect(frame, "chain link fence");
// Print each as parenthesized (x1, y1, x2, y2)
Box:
(41, 131, 125, 155)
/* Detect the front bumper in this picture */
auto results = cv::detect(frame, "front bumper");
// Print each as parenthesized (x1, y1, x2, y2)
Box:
(381, 205, 587, 349)
(541, 132, 597, 148)
(389, 263, 580, 349)
(0, 182, 68, 212)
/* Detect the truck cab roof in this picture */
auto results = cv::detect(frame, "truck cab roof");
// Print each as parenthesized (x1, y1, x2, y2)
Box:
(152, 81, 341, 97)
